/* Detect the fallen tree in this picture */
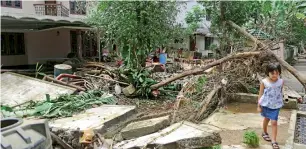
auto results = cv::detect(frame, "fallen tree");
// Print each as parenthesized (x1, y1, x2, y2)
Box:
(227, 20, 306, 89)
(150, 51, 261, 89)
(151, 21, 306, 91)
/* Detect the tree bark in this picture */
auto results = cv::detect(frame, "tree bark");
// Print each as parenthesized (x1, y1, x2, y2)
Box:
(227, 20, 306, 89)
(194, 86, 222, 121)
(226, 21, 265, 48)
(150, 51, 260, 89)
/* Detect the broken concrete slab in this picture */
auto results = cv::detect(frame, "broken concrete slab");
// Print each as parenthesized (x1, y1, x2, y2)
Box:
(202, 112, 288, 130)
(121, 115, 170, 140)
(229, 93, 297, 109)
(114, 121, 221, 149)
(1, 72, 76, 107)
(50, 105, 136, 148)
(50, 105, 136, 132)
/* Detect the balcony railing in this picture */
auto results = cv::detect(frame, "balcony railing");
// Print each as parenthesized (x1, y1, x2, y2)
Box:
(34, 3, 69, 17)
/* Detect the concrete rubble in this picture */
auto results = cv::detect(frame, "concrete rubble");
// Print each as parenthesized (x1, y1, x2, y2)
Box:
(114, 121, 221, 149)
(49, 105, 136, 148)
(50, 105, 136, 131)
(1, 72, 76, 107)
(121, 115, 170, 140)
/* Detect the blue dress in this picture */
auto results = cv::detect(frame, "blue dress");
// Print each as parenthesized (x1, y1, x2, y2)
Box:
(259, 78, 284, 120)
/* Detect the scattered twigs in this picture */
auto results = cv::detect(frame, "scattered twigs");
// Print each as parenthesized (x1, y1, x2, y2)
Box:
(84, 63, 108, 69)
(151, 51, 260, 89)
(227, 20, 306, 90)
(51, 132, 73, 149)
(44, 75, 86, 91)
(85, 74, 129, 86)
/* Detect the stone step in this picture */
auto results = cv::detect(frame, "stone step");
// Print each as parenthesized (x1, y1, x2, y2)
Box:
(114, 121, 221, 149)
(121, 115, 170, 140)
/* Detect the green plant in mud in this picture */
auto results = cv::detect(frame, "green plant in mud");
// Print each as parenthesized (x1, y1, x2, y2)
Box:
(243, 131, 259, 148)
(1, 90, 116, 118)
(124, 68, 157, 98)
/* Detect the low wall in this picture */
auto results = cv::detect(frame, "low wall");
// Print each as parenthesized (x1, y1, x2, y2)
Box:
(228, 93, 297, 109)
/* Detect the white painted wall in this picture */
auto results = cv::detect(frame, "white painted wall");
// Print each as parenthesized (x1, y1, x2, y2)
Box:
(195, 35, 218, 57)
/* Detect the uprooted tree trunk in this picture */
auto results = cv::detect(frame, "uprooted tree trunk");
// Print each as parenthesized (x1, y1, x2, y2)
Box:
(227, 20, 306, 89)
(150, 51, 261, 90)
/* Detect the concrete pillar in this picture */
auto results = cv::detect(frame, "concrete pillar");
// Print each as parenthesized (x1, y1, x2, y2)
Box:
(76, 30, 83, 60)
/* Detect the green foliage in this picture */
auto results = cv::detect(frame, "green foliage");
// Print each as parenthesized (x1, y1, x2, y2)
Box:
(200, 1, 306, 53)
(121, 68, 156, 98)
(248, 87, 259, 94)
(185, 5, 206, 35)
(1, 90, 116, 118)
(243, 131, 260, 148)
(196, 75, 206, 92)
(87, 1, 181, 69)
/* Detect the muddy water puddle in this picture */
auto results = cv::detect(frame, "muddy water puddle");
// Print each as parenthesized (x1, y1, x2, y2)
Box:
(226, 102, 290, 114)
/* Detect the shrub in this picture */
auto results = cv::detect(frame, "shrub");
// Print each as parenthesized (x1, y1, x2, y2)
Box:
(243, 131, 259, 148)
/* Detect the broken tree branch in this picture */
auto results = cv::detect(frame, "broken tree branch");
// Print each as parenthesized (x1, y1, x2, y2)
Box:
(51, 132, 73, 149)
(194, 86, 222, 121)
(150, 51, 260, 89)
(227, 20, 306, 89)
(44, 75, 86, 91)
(226, 21, 265, 48)
(85, 74, 130, 86)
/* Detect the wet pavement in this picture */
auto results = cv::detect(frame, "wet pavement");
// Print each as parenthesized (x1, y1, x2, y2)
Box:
(283, 57, 306, 93)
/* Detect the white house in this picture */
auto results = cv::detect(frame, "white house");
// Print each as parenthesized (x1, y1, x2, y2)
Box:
(175, 0, 219, 58)
(1, 0, 95, 67)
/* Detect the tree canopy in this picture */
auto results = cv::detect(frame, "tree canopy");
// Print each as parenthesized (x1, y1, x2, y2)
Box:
(87, 1, 181, 68)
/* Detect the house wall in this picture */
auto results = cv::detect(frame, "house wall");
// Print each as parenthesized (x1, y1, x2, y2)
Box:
(1, 29, 71, 66)
(195, 35, 218, 57)
(26, 29, 71, 64)
(1, 55, 28, 66)
(272, 42, 285, 60)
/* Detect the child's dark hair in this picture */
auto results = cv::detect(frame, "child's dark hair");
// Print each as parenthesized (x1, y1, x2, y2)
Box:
(266, 63, 281, 76)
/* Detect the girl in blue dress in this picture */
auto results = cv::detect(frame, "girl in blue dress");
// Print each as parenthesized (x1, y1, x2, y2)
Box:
(257, 63, 283, 149)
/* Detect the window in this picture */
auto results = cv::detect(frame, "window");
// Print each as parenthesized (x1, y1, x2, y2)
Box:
(1, 0, 22, 8)
(1, 33, 25, 55)
(70, 0, 86, 15)
(205, 37, 214, 50)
